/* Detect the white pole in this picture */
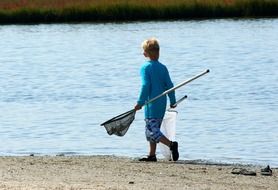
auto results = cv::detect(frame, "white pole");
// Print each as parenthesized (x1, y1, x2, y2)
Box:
(144, 69, 209, 106)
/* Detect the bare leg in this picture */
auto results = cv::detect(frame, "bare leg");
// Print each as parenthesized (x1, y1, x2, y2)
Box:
(159, 135, 171, 147)
(149, 135, 171, 156)
(149, 142, 157, 156)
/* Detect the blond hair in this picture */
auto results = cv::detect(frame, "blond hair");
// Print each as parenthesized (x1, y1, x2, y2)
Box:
(141, 38, 160, 56)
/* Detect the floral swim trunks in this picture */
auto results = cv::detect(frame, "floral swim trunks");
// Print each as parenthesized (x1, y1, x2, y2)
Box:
(145, 118, 163, 143)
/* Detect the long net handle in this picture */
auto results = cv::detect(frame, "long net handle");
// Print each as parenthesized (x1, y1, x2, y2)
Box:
(101, 69, 209, 126)
(143, 69, 210, 106)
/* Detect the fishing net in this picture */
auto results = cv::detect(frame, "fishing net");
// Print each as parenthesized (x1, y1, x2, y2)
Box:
(101, 109, 136, 136)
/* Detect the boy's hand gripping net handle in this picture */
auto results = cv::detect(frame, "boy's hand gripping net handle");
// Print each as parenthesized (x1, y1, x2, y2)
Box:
(143, 69, 210, 106)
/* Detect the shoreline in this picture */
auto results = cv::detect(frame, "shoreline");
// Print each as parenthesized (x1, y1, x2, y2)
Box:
(1, 153, 277, 168)
(0, 0, 278, 24)
(0, 155, 277, 190)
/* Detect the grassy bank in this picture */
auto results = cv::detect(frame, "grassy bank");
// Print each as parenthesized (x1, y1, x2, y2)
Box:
(0, 0, 278, 24)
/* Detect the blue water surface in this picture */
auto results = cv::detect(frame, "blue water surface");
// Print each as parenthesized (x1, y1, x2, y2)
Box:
(0, 19, 277, 166)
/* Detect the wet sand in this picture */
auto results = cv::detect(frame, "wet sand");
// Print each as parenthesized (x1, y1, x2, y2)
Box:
(0, 156, 277, 190)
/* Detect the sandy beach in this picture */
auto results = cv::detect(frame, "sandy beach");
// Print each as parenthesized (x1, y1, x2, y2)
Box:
(0, 155, 277, 190)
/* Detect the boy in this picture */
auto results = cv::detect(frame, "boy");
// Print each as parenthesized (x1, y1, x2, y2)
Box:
(134, 38, 179, 162)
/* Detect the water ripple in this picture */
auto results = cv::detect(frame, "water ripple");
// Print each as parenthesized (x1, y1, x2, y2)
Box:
(0, 19, 278, 166)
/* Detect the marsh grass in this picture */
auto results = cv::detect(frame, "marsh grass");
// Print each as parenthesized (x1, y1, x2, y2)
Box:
(0, 0, 277, 23)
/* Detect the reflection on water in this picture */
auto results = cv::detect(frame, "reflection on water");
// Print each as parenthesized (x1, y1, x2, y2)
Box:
(0, 19, 278, 166)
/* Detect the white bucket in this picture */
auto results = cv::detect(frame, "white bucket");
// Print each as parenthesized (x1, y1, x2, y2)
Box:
(159, 110, 177, 160)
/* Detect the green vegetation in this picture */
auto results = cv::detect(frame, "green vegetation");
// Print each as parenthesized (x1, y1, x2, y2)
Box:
(0, 0, 277, 23)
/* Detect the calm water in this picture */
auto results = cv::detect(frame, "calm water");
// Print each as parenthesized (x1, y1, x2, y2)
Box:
(0, 19, 277, 166)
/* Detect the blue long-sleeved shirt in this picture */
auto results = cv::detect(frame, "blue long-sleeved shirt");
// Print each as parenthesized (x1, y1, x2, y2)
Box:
(137, 60, 176, 119)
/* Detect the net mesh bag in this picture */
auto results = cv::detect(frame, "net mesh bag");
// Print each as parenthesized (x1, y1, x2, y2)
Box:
(101, 109, 136, 136)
